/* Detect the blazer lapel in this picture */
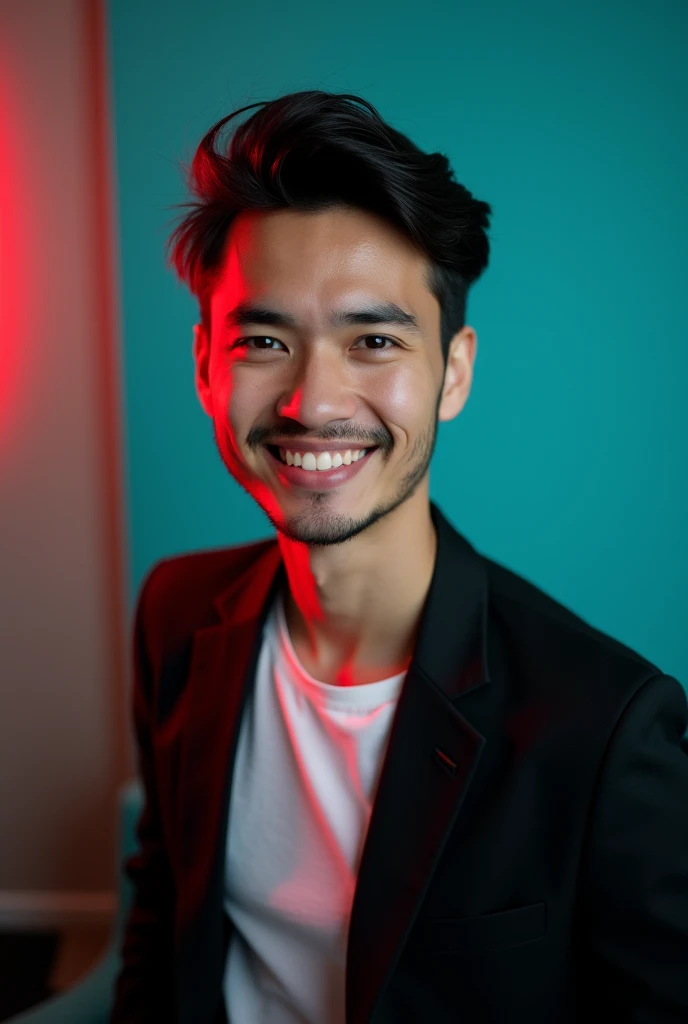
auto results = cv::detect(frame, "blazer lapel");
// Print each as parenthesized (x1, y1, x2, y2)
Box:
(174, 540, 286, 1022)
(345, 502, 494, 1024)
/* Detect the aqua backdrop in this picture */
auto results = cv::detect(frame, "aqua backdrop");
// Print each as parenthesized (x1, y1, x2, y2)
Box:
(107, 0, 687, 684)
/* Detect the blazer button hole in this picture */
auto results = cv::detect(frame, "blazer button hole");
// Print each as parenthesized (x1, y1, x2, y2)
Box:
(434, 747, 458, 776)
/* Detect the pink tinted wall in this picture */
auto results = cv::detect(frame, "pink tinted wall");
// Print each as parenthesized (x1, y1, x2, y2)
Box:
(0, 0, 129, 918)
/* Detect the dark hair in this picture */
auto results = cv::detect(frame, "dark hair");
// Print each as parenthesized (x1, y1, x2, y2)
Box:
(167, 90, 492, 365)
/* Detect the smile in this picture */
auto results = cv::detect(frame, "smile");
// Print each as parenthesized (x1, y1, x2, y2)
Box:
(264, 444, 378, 490)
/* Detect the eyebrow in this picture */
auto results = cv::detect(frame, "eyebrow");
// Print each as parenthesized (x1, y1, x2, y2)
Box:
(223, 300, 423, 335)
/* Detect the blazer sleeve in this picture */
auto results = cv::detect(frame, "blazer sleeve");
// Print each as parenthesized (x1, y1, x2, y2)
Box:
(111, 567, 177, 1022)
(579, 671, 688, 1020)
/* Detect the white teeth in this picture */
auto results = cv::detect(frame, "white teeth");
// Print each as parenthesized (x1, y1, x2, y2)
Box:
(278, 447, 369, 470)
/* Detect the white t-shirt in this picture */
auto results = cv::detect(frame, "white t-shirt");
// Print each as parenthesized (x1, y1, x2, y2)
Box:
(223, 586, 407, 1023)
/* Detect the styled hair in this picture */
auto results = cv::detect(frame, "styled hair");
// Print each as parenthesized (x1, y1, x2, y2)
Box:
(167, 90, 492, 365)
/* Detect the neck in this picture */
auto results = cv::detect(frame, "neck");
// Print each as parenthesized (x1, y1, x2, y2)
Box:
(277, 495, 437, 686)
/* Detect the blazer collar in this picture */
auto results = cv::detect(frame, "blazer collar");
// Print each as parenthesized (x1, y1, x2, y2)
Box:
(177, 500, 492, 1024)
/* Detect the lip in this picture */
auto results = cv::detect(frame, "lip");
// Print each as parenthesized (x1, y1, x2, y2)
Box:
(267, 441, 373, 452)
(264, 445, 377, 491)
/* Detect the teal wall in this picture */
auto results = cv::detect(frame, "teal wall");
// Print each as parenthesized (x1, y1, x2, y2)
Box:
(108, 0, 687, 683)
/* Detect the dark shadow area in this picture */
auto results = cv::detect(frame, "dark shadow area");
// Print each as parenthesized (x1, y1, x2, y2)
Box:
(0, 932, 59, 1021)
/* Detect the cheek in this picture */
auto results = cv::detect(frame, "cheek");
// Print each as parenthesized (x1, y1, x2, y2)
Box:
(217, 362, 434, 445)
(223, 371, 270, 447)
(375, 365, 434, 430)
(207, 365, 240, 446)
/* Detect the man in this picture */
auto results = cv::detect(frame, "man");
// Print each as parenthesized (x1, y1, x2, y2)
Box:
(113, 90, 688, 1023)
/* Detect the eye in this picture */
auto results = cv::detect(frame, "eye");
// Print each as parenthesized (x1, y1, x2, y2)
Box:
(229, 334, 400, 353)
(233, 336, 286, 351)
(354, 334, 399, 352)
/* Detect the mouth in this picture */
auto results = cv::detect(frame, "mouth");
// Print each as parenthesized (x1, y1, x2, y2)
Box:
(263, 444, 379, 490)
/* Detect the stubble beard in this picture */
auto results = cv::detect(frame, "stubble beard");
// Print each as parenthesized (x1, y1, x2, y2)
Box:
(212, 390, 442, 548)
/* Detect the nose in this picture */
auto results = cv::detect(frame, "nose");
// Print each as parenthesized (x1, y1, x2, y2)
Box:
(276, 349, 358, 427)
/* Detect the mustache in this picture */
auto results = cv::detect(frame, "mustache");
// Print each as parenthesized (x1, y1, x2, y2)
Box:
(248, 426, 391, 450)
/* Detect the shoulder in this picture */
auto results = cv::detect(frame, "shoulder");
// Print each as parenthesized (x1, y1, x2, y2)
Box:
(134, 536, 277, 647)
(483, 553, 663, 683)
(478, 554, 688, 763)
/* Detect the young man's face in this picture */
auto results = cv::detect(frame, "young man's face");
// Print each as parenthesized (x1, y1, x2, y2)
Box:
(193, 205, 475, 546)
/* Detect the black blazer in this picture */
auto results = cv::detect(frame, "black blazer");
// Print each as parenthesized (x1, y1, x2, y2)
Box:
(112, 501, 688, 1023)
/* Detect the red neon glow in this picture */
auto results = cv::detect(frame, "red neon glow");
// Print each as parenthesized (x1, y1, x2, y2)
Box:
(0, 56, 36, 458)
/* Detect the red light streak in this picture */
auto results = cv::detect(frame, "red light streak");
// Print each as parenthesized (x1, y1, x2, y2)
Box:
(0, 55, 36, 459)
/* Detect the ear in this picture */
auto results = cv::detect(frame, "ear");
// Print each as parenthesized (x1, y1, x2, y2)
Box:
(193, 323, 214, 418)
(437, 326, 477, 423)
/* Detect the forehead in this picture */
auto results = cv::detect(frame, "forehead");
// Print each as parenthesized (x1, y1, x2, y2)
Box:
(210, 206, 439, 329)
